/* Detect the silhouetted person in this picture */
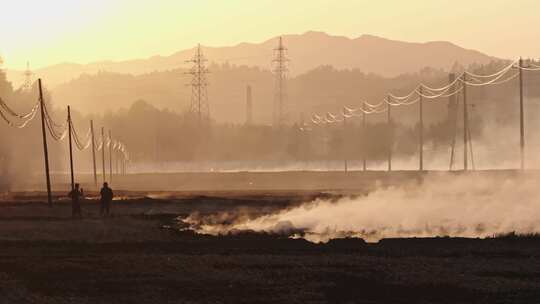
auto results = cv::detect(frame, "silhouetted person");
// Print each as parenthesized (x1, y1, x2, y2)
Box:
(100, 182, 113, 216)
(68, 183, 83, 218)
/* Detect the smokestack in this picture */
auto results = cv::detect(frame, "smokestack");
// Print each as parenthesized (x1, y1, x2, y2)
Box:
(246, 85, 253, 125)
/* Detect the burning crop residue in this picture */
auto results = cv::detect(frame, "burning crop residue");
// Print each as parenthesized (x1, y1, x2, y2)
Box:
(183, 173, 540, 242)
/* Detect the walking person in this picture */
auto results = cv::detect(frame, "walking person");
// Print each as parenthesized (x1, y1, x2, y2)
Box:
(68, 183, 84, 218)
(100, 182, 114, 217)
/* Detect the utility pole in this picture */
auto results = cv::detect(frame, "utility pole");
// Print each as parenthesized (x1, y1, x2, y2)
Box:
(467, 124, 476, 171)
(38, 79, 52, 207)
(273, 37, 289, 128)
(462, 73, 468, 171)
(343, 111, 348, 173)
(419, 86, 424, 171)
(122, 152, 126, 175)
(114, 150, 120, 175)
(186, 44, 210, 124)
(109, 130, 113, 184)
(362, 103, 367, 171)
(124, 153, 128, 175)
(448, 73, 457, 171)
(90, 120, 97, 188)
(67, 106, 75, 190)
(101, 127, 106, 184)
(519, 57, 525, 170)
(387, 96, 392, 172)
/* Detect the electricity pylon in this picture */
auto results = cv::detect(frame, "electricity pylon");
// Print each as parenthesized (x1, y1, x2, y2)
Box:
(273, 37, 289, 128)
(186, 44, 210, 124)
(22, 61, 33, 90)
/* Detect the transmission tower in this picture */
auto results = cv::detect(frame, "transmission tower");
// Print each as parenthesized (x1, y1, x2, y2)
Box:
(0, 56, 6, 84)
(272, 37, 289, 128)
(185, 44, 210, 124)
(22, 61, 33, 90)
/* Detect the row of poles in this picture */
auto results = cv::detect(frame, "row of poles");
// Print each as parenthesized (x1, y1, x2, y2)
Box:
(310, 58, 529, 173)
(37, 79, 128, 207)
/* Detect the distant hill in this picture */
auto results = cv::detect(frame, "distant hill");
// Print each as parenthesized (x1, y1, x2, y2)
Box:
(49, 64, 462, 124)
(6, 31, 498, 88)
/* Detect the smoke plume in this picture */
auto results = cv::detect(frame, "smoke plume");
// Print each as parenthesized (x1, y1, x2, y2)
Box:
(185, 172, 540, 242)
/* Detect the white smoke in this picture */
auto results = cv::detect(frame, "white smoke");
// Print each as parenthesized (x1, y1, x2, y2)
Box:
(185, 172, 540, 242)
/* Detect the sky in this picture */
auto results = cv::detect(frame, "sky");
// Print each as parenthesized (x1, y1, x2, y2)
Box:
(1, 0, 539, 70)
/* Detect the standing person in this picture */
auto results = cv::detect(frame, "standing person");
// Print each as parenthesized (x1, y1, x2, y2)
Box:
(68, 183, 83, 218)
(100, 182, 114, 217)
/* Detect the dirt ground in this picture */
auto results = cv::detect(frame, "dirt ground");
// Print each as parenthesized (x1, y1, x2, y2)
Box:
(0, 188, 539, 303)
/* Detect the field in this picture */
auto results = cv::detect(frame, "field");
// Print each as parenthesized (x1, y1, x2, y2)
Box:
(1, 171, 540, 303)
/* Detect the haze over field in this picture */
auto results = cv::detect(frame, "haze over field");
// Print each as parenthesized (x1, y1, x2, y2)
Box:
(1, 0, 539, 178)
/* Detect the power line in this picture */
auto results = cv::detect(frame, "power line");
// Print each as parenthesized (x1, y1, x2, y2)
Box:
(312, 58, 535, 172)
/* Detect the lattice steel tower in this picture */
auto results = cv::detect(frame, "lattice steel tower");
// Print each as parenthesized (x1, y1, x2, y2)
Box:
(186, 44, 210, 124)
(0, 56, 6, 84)
(22, 61, 33, 90)
(273, 37, 289, 128)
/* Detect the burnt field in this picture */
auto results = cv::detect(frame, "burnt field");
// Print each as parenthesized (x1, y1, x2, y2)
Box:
(1, 187, 540, 304)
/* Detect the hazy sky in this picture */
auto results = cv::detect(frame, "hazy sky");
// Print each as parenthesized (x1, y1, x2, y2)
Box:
(1, 0, 538, 70)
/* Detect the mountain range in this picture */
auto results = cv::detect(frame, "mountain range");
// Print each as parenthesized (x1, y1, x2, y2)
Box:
(6, 31, 498, 88)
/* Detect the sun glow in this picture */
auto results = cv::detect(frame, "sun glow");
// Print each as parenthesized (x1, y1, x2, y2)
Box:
(1, 0, 540, 70)
(0, 0, 111, 69)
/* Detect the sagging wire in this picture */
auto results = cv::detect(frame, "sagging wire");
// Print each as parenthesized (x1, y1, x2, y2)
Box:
(42, 102, 68, 141)
(70, 118, 92, 151)
(0, 98, 40, 120)
(324, 58, 526, 122)
(0, 105, 39, 128)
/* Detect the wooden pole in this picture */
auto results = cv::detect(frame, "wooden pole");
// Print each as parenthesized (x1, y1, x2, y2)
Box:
(467, 124, 476, 170)
(519, 57, 525, 170)
(343, 112, 348, 173)
(122, 156, 125, 175)
(38, 79, 53, 207)
(90, 120, 97, 188)
(419, 86, 424, 171)
(101, 127, 106, 184)
(67, 106, 75, 190)
(109, 130, 113, 184)
(463, 73, 468, 171)
(362, 103, 367, 171)
(387, 96, 392, 172)
(448, 73, 457, 171)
